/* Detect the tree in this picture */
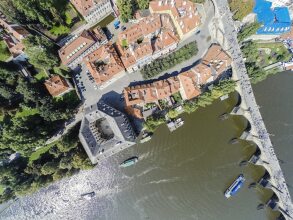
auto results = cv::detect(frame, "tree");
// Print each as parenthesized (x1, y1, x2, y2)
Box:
(137, 0, 149, 9)
(167, 109, 179, 119)
(23, 35, 59, 70)
(41, 161, 59, 175)
(238, 22, 261, 43)
(9, 0, 63, 27)
(117, 0, 133, 22)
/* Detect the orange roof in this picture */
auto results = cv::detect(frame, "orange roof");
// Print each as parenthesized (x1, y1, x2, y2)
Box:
(124, 77, 180, 106)
(70, 0, 99, 17)
(120, 41, 153, 69)
(202, 44, 232, 76)
(153, 30, 179, 53)
(178, 70, 201, 100)
(44, 75, 71, 97)
(149, 0, 201, 35)
(118, 14, 162, 45)
(84, 44, 125, 85)
(58, 30, 98, 66)
(125, 106, 143, 119)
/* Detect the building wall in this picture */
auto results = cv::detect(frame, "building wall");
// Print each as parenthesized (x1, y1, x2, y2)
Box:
(152, 42, 177, 59)
(84, 1, 113, 24)
(68, 40, 107, 69)
(149, 8, 185, 39)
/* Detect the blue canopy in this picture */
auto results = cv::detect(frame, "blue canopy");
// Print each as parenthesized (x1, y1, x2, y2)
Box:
(253, 0, 291, 35)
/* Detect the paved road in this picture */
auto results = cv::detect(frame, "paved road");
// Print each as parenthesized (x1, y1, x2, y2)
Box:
(212, 0, 293, 218)
(77, 2, 215, 108)
(45, 107, 84, 145)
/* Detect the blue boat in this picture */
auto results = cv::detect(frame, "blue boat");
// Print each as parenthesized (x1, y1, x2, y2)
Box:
(224, 174, 245, 198)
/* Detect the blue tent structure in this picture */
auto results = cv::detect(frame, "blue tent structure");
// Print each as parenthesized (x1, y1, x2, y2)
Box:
(253, 0, 291, 35)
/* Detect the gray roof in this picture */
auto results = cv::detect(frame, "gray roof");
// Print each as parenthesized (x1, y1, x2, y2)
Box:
(79, 101, 137, 163)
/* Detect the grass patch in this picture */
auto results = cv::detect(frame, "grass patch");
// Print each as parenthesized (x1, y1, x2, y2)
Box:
(15, 107, 39, 118)
(29, 143, 54, 163)
(0, 185, 4, 195)
(257, 42, 291, 67)
(0, 40, 11, 61)
(52, 66, 71, 78)
(50, 25, 70, 36)
(34, 70, 48, 81)
(229, 0, 254, 21)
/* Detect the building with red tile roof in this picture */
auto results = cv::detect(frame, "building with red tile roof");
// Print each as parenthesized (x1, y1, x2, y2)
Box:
(118, 14, 163, 46)
(0, 18, 29, 41)
(2, 35, 24, 57)
(44, 75, 74, 97)
(178, 70, 201, 100)
(123, 44, 232, 118)
(124, 77, 180, 107)
(149, 0, 201, 39)
(58, 28, 107, 69)
(117, 14, 178, 73)
(84, 44, 126, 87)
(118, 41, 153, 73)
(70, 0, 113, 24)
(152, 30, 179, 59)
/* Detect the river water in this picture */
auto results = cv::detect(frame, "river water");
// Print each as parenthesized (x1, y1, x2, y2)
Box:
(1, 71, 292, 220)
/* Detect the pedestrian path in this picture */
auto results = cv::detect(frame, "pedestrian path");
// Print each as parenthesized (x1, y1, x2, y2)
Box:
(212, 0, 293, 218)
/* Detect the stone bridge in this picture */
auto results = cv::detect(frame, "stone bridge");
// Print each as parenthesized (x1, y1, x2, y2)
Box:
(209, 0, 293, 218)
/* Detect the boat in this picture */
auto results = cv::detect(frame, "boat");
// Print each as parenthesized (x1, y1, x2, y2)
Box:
(120, 156, 138, 168)
(224, 174, 245, 198)
(81, 191, 95, 200)
(140, 131, 152, 143)
(220, 94, 229, 101)
(167, 117, 184, 132)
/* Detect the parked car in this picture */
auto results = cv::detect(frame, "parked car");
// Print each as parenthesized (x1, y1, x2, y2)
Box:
(121, 26, 126, 31)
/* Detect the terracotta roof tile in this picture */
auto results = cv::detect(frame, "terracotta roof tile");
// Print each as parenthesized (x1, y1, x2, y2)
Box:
(44, 75, 72, 97)
(178, 70, 201, 100)
(149, 0, 201, 36)
(124, 77, 180, 106)
(84, 44, 125, 85)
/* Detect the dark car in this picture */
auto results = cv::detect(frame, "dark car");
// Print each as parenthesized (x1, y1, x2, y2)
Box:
(121, 26, 126, 31)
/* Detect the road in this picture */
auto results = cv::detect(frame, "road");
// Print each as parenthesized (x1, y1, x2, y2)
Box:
(76, 2, 215, 108)
(212, 0, 293, 218)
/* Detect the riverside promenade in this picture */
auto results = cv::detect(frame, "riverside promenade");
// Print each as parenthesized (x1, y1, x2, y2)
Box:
(211, 0, 293, 218)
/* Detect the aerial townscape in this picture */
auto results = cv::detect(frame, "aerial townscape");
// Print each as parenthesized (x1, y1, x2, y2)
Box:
(0, 0, 292, 219)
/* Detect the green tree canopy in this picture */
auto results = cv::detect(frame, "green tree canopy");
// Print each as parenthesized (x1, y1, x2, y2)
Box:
(0, 0, 63, 27)
(23, 36, 59, 70)
(137, 0, 149, 9)
(117, 0, 134, 22)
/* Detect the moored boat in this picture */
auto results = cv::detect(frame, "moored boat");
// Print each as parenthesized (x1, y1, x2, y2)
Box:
(224, 174, 245, 198)
(120, 156, 138, 168)
(140, 131, 152, 143)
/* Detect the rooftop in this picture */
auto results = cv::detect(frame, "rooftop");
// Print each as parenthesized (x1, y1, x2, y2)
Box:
(84, 44, 125, 85)
(124, 76, 180, 106)
(70, 0, 109, 17)
(44, 75, 72, 97)
(149, 0, 201, 36)
(79, 101, 137, 164)
(254, 0, 291, 34)
(58, 28, 106, 66)
(117, 14, 162, 45)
